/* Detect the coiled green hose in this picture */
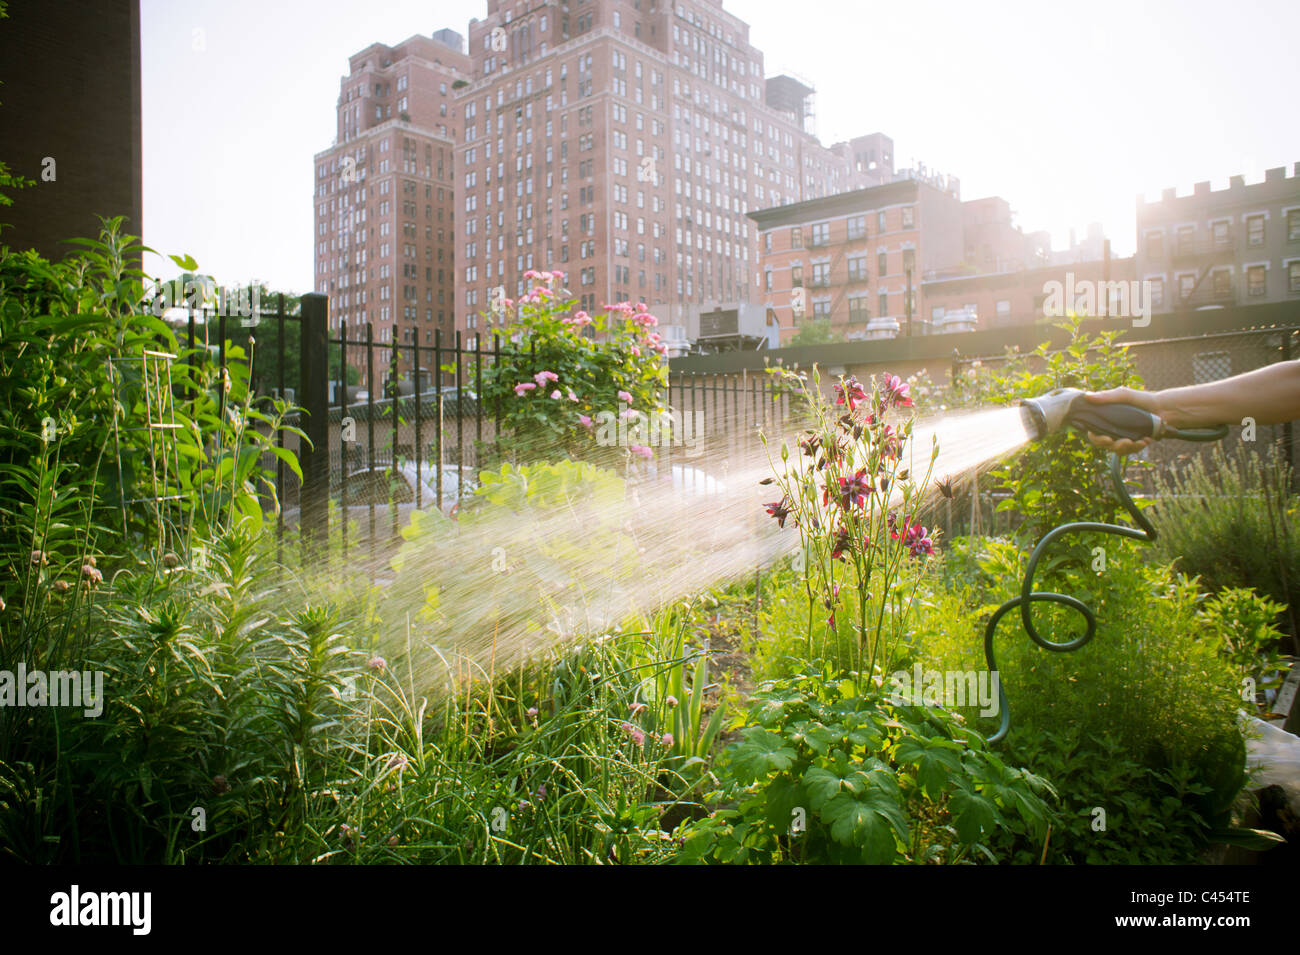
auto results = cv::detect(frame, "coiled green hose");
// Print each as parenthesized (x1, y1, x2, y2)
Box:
(984, 427, 1227, 744)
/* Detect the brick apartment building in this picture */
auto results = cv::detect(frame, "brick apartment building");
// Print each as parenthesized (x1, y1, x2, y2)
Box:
(750, 178, 1147, 339)
(749, 178, 971, 342)
(452, 0, 895, 347)
(0, 0, 141, 261)
(1136, 164, 1300, 314)
(921, 255, 1137, 330)
(313, 32, 471, 390)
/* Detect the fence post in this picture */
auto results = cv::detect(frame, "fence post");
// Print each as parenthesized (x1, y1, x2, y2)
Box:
(299, 292, 330, 562)
(1284, 329, 1295, 492)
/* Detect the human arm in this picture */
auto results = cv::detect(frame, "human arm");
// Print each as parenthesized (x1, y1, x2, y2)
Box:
(1082, 359, 1300, 454)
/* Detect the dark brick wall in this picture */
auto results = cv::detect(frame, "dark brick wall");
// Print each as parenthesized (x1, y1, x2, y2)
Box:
(0, 0, 141, 259)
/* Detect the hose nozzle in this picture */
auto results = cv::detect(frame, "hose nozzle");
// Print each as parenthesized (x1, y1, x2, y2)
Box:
(1020, 387, 1167, 443)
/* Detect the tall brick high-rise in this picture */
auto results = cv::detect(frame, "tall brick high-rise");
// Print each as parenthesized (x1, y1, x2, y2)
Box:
(313, 31, 470, 391)
(316, 1, 921, 390)
(454, 0, 888, 344)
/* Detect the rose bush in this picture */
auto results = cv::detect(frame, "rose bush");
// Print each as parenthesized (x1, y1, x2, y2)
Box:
(478, 270, 670, 466)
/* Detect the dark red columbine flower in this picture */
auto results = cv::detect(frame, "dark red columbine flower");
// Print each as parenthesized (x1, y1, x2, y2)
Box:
(834, 376, 868, 413)
(881, 373, 913, 409)
(837, 414, 865, 440)
(903, 521, 934, 557)
(879, 423, 902, 460)
(764, 497, 793, 528)
(830, 526, 853, 561)
(799, 433, 822, 457)
(824, 468, 873, 510)
(888, 511, 899, 540)
(821, 435, 847, 469)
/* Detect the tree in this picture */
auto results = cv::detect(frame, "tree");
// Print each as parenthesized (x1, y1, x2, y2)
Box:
(788, 318, 841, 347)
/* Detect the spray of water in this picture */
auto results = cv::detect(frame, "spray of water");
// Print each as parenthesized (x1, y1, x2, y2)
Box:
(345, 402, 1038, 698)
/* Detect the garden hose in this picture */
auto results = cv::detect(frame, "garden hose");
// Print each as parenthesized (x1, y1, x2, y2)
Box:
(983, 393, 1229, 743)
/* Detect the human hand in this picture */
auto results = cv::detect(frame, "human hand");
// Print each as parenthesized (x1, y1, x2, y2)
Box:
(1082, 388, 1158, 455)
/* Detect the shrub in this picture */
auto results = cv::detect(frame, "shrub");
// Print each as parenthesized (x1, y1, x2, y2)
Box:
(952, 315, 1145, 540)
(1150, 442, 1300, 641)
(1198, 586, 1292, 712)
(912, 535, 1258, 862)
(476, 272, 670, 466)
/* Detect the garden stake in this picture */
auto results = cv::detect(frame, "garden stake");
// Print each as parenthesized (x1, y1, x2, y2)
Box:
(984, 388, 1228, 743)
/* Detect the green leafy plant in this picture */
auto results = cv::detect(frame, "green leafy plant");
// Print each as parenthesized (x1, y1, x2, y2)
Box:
(911, 534, 1265, 860)
(1151, 442, 1299, 643)
(623, 607, 726, 772)
(990, 727, 1250, 865)
(677, 671, 1053, 864)
(787, 317, 841, 347)
(954, 315, 1145, 540)
(1198, 586, 1291, 710)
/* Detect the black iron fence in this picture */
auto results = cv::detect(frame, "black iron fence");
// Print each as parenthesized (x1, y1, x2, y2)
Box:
(225, 297, 796, 572)
(185, 296, 1296, 566)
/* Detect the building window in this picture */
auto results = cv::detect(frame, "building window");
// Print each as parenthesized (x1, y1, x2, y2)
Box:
(1246, 215, 1265, 247)
(1289, 261, 1300, 293)
(847, 215, 866, 240)
(877, 211, 887, 233)
(878, 291, 888, 316)
(1212, 219, 1232, 249)
(791, 264, 803, 287)
(1175, 225, 1194, 256)
(811, 263, 830, 287)
(1149, 277, 1164, 307)
(1247, 265, 1267, 296)
(877, 251, 888, 276)
(1289, 210, 1300, 242)
(764, 269, 772, 292)
(1212, 268, 1232, 296)
(791, 226, 803, 249)
(1179, 273, 1195, 300)
(764, 232, 772, 253)
(847, 256, 867, 281)
(848, 296, 869, 323)
(810, 222, 829, 247)
(900, 206, 914, 228)
(1145, 231, 1164, 259)
(812, 301, 831, 320)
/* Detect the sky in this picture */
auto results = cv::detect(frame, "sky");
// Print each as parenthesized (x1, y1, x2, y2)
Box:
(141, 0, 1300, 293)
